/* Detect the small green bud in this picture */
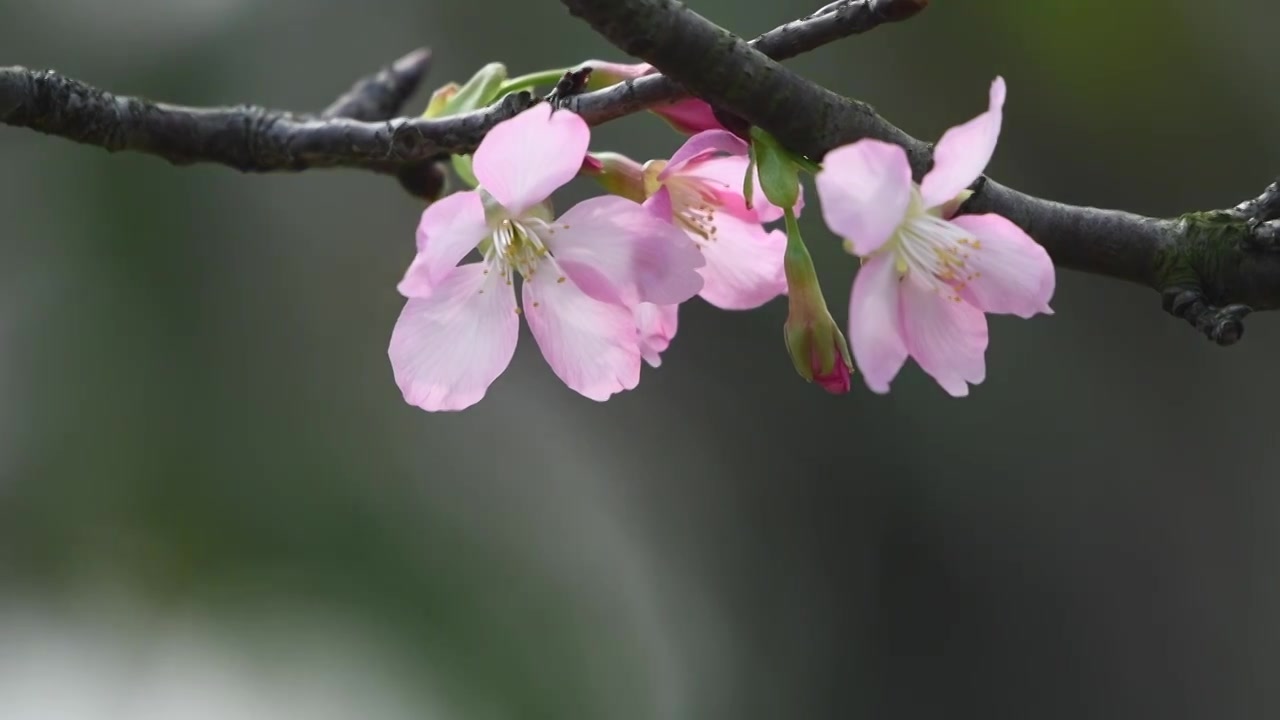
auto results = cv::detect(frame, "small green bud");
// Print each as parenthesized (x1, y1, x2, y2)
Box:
(781, 209, 853, 394)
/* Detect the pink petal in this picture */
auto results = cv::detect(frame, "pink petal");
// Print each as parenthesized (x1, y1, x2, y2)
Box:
(678, 155, 803, 224)
(398, 190, 489, 297)
(847, 253, 909, 394)
(579, 63, 725, 134)
(919, 77, 1007, 209)
(695, 212, 787, 310)
(388, 264, 519, 411)
(899, 278, 989, 398)
(472, 104, 589, 216)
(580, 60, 653, 85)
(523, 260, 642, 401)
(949, 213, 1055, 318)
(662, 130, 749, 178)
(634, 302, 679, 368)
(654, 98, 727, 135)
(643, 186, 674, 221)
(815, 140, 912, 256)
(543, 195, 705, 307)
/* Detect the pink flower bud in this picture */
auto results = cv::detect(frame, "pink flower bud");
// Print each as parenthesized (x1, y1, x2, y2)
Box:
(577, 60, 727, 135)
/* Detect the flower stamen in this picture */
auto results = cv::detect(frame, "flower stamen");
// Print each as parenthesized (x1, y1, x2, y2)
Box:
(485, 217, 553, 283)
(667, 176, 723, 242)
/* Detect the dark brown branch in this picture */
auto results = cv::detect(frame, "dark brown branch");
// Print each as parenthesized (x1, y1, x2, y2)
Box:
(754, 0, 928, 64)
(0, 64, 534, 173)
(563, 0, 923, 127)
(313, 48, 447, 200)
(0, 0, 911, 176)
(559, 0, 1280, 344)
(1231, 179, 1280, 223)
(320, 48, 433, 121)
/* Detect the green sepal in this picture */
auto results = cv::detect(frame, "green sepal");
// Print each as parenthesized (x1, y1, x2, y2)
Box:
(749, 127, 800, 210)
(451, 154, 479, 189)
(437, 62, 508, 118)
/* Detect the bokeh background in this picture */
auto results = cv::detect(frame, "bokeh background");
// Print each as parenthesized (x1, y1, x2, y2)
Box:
(3, 1, 1280, 718)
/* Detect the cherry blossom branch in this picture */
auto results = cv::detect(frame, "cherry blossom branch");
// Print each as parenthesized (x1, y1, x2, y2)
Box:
(319, 48, 433, 121)
(754, 0, 929, 64)
(314, 47, 449, 200)
(559, 0, 1280, 345)
(0, 50, 536, 178)
(563, 0, 928, 125)
(0, 0, 914, 176)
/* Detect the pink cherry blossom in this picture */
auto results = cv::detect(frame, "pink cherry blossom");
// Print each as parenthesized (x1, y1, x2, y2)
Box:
(608, 130, 807, 368)
(582, 60, 726, 135)
(815, 77, 1055, 397)
(642, 129, 799, 311)
(390, 104, 705, 411)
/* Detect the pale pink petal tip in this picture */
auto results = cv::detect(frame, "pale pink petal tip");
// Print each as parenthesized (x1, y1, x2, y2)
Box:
(695, 218, 787, 310)
(918, 76, 1007, 209)
(634, 303, 679, 368)
(990, 76, 1007, 107)
(403, 190, 489, 296)
(471, 104, 590, 215)
(389, 265, 519, 412)
(899, 278, 988, 398)
(948, 213, 1055, 319)
(523, 260, 642, 401)
(847, 253, 908, 394)
(815, 139, 912, 256)
(663, 130, 749, 177)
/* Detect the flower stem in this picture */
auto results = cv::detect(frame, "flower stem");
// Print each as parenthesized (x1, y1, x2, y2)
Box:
(496, 68, 571, 96)
(783, 208, 810, 265)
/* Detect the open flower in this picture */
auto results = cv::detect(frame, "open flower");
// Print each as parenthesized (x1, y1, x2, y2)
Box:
(390, 104, 705, 411)
(815, 77, 1055, 397)
(583, 131, 799, 367)
(642, 129, 795, 310)
(629, 130, 800, 367)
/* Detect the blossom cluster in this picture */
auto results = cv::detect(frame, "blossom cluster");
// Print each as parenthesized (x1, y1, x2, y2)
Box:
(388, 68, 1055, 411)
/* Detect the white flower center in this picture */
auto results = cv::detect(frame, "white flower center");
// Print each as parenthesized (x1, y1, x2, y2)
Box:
(482, 215, 564, 284)
(665, 175, 721, 243)
(877, 188, 982, 300)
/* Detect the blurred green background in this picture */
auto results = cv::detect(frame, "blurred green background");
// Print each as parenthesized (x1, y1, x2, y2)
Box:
(3, 1, 1280, 718)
